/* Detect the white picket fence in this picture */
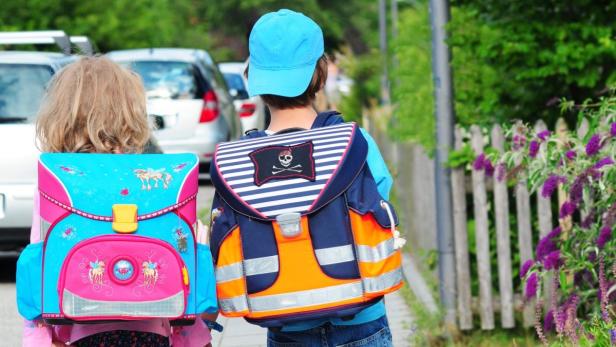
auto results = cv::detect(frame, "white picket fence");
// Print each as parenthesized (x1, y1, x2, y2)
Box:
(368, 114, 588, 330)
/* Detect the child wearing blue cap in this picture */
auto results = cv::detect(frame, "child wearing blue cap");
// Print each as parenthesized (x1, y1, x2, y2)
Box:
(240, 8, 398, 347)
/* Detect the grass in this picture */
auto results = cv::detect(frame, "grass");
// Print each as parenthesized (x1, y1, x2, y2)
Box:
(399, 279, 540, 346)
(198, 207, 210, 223)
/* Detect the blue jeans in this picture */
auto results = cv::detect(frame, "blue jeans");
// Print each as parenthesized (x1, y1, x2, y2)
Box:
(267, 316, 393, 347)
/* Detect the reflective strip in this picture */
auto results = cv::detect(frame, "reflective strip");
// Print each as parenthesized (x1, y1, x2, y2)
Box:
(315, 245, 355, 266)
(62, 289, 184, 317)
(215, 263, 243, 283)
(216, 256, 279, 283)
(363, 268, 403, 293)
(244, 255, 279, 277)
(219, 295, 249, 313)
(356, 238, 396, 263)
(219, 270, 402, 313)
(40, 218, 51, 241)
(249, 282, 363, 313)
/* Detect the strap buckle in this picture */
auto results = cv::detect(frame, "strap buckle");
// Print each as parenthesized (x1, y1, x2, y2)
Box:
(112, 204, 138, 233)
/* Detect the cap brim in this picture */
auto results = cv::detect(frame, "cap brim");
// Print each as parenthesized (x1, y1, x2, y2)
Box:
(247, 61, 316, 98)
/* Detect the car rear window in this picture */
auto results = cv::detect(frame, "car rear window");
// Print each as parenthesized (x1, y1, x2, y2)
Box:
(0, 64, 53, 122)
(122, 61, 203, 100)
(222, 73, 249, 99)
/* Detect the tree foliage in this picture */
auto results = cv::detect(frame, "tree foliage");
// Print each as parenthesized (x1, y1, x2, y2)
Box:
(0, 0, 378, 61)
(390, 0, 616, 151)
(449, 0, 616, 126)
(390, 3, 434, 150)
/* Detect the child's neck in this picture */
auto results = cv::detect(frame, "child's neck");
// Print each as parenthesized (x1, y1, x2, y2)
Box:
(267, 106, 318, 133)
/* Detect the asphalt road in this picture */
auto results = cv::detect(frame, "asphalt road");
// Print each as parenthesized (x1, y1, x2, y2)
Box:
(1, 183, 215, 346)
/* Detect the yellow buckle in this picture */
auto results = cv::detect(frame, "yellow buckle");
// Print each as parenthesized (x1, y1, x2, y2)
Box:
(112, 204, 138, 233)
(182, 267, 189, 286)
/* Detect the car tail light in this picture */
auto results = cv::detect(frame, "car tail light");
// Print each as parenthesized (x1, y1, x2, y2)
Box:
(238, 102, 257, 118)
(199, 90, 220, 123)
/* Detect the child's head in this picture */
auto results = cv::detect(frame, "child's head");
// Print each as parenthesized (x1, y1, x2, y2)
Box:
(247, 9, 327, 110)
(36, 56, 150, 153)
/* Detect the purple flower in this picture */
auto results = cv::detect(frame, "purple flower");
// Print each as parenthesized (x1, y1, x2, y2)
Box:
(543, 250, 562, 270)
(594, 156, 614, 169)
(611, 122, 616, 137)
(520, 259, 534, 279)
(547, 226, 562, 239)
(541, 175, 566, 198)
(559, 201, 577, 218)
(589, 168, 602, 180)
(525, 272, 539, 299)
(598, 281, 616, 303)
(585, 134, 602, 156)
(529, 140, 540, 158)
(597, 226, 612, 249)
(599, 257, 609, 320)
(565, 150, 576, 160)
(588, 250, 597, 262)
(569, 173, 587, 204)
(537, 130, 551, 141)
(610, 329, 616, 345)
(484, 159, 495, 177)
(513, 134, 526, 150)
(473, 153, 486, 171)
(495, 163, 506, 182)
(536, 236, 557, 260)
(543, 310, 555, 333)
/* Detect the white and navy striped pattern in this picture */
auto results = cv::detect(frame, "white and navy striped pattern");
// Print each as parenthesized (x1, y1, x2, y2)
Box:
(215, 123, 356, 218)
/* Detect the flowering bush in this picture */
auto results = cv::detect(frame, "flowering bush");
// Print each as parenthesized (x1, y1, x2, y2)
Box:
(483, 96, 615, 345)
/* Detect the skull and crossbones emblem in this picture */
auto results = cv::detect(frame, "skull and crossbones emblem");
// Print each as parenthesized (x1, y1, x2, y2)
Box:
(272, 149, 302, 174)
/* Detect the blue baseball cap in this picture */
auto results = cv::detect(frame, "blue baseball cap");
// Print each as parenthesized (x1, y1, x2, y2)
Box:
(247, 9, 324, 98)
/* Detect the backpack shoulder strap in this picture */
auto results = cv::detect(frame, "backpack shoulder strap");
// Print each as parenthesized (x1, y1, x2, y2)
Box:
(311, 111, 344, 128)
(242, 129, 268, 139)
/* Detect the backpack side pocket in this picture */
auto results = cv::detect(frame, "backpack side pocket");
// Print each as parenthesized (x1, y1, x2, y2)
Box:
(16, 242, 43, 320)
(196, 243, 218, 314)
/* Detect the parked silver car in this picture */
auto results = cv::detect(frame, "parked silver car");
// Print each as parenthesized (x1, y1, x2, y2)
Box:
(108, 49, 242, 177)
(218, 62, 269, 132)
(0, 49, 75, 253)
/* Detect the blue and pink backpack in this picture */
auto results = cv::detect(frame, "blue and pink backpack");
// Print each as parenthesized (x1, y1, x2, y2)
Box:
(16, 153, 217, 325)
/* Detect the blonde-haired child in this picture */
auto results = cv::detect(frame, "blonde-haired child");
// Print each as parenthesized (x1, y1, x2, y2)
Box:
(24, 56, 211, 347)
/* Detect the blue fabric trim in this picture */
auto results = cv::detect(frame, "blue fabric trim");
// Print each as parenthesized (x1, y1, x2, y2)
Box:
(210, 194, 238, 263)
(360, 129, 393, 200)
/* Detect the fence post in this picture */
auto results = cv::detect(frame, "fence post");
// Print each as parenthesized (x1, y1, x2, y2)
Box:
(514, 122, 535, 327)
(491, 125, 515, 328)
(577, 118, 592, 220)
(470, 126, 495, 330)
(555, 118, 572, 233)
(452, 127, 473, 330)
(535, 120, 555, 310)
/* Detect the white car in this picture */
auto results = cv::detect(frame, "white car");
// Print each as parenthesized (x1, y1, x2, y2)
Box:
(218, 62, 269, 133)
(0, 51, 75, 253)
(108, 49, 242, 177)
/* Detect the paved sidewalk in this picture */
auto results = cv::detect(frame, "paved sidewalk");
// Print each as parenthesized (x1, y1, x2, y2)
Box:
(212, 291, 414, 347)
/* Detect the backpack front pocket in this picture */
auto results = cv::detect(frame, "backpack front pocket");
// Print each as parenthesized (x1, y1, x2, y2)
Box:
(16, 242, 44, 320)
(58, 235, 189, 320)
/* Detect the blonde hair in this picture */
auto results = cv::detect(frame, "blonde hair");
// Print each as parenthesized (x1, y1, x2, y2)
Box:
(36, 56, 150, 153)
